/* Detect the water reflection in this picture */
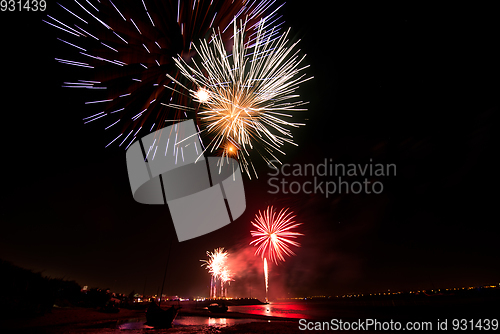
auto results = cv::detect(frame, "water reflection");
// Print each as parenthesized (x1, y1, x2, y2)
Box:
(229, 302, 311, 319)
(175, 316, 263, 327)
(115, 316, 264, 330)
(208, 317, 227, 326)
(117, 319, 152, 330)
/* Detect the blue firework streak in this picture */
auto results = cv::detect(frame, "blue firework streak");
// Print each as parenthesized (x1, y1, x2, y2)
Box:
(46, 0, 286, 149)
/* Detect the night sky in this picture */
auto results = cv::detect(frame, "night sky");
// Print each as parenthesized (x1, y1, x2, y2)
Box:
(1, 2, 499, 301)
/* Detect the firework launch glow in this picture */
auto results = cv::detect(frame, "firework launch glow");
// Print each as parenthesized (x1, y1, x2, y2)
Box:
(201, 247, 232, 298)
(263, 257, 269, 302)
(169, 19, 312, 177)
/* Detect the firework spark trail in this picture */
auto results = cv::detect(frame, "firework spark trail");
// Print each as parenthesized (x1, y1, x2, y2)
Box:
(46, 0, 285, 150)
(201, 247, 232, 298)
(220, 268, 233, 298)
(168, 19, 312, 178)
(263, 257, 269, 302)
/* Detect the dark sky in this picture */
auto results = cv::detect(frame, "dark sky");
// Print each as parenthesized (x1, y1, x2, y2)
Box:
(1, 2, 499, 300)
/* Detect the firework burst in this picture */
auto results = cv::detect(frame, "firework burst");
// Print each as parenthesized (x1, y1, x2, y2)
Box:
(169, 19, 312, 177)
(201, 247, 228, 278)
(250, 206, 303, 265)
(46, 0, 285, 150)
(250, 206, 302, 301)
(201, 247, 232, 298)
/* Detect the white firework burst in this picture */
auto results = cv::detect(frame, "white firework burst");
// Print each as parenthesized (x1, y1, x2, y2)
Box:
(165, 19, 312, 178)
(45, 0, 286, 150)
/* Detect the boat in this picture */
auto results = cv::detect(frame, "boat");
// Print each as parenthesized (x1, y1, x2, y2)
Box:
(145, 301, 181, 328)
(207, 303, 228, 313)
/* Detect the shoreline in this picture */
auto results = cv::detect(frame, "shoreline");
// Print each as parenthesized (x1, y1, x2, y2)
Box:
(3, 296, 497, 333)
(0, 305, 298, 333)
(0, 307, 146, 331)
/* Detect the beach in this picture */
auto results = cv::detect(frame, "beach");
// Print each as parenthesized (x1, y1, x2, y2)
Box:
(1, 307, 144, 333)
(1, 304, 303, 333)
(2, 295, 498, 333)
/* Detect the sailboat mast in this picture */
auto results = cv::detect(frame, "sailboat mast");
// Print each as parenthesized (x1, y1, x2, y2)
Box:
(158, 238, 173, 306)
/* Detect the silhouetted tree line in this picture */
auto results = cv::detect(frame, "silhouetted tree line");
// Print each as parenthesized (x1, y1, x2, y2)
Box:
(0, 260, 122, 318)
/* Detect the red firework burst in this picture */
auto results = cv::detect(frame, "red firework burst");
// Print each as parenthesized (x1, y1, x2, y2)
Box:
(250, 206, 303, 265)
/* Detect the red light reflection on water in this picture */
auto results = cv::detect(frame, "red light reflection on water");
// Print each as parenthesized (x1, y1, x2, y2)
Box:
(229, 302, 313, 319)
(117, 316, 263, 330)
